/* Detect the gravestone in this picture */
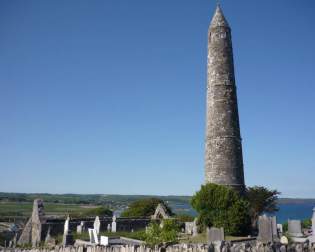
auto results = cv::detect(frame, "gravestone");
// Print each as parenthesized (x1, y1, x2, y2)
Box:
(207, 227, 224, 242)
(185, 222, 194, 235)
(312, 208, 315, 237)
(107, 224, 111, 232)
(77, 225, 82, 234)
(100, 236, 109, 246)
(77, 221, 85, 234)
(257, 215, 273, 243)
(94, 216, 101, 235)
(62, 216, 74, 246)
(310, 208, 315, 243)
(288, 220, 303, 237)
(88, 228, 99, 244)
(271, 216, 278, 238)
(63, 216, 69, 236)
(192, 218, 198, 237)
(277, 224, 283, 234)
(111, 215, 117, 233)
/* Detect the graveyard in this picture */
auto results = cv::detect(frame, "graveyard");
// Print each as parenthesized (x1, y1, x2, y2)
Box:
(1, 1, 314, 251)
(1, 196, 315, 251)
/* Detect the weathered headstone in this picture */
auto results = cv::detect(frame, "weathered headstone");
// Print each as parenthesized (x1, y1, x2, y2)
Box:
(62, 216, 74, 246)
(257, 215, 273, 243)
(88, 228, 99, 244)
(312, 208, 315, 243)
(185, 222, 194, 235)
(111, 215, 117, 233)
(288, 220, 303, 237)
(107, 224, 111, 232)
(77, 225, 82, 234)
(192, 218, 198, 237)
(207, 227, 224, 243)
(100, 236, 109, 246)
(271, 216, 278, 238)
(94, 216, 101, 235)
(77, 221, 85, 234)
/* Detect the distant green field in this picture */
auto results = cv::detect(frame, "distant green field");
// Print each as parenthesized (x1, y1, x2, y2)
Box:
(0, 202, 98, 218)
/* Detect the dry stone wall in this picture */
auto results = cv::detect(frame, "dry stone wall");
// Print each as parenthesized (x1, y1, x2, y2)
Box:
(1, 242, 315, 252)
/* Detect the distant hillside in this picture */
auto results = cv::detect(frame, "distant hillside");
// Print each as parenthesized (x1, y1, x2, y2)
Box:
(0, 192, 314, 222)
(278, 198, 315, 205)
(1, 192, 314, 206)
(0, 192, 190, 205)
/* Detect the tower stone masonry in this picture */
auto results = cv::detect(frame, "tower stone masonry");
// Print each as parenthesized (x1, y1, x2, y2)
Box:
(205, 5, 245, 193)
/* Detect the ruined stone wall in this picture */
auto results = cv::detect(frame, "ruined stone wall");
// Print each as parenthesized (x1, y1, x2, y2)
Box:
(40, 218, 150, 239)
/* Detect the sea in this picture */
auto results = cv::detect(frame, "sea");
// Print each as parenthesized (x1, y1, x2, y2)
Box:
(169, 201, 315, 224)
(276, 202, 315, 223)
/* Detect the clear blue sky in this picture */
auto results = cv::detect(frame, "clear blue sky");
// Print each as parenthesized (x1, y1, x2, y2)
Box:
(0, 0, 314, 198)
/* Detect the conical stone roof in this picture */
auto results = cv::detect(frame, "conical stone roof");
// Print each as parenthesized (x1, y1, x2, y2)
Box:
(210, 5, 230, 29)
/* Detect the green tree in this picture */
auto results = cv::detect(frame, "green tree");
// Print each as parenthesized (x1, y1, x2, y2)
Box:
(245, 186, 280, 229)
(121, 198, 173, 218)
(191, 183, 251, 235)
(72, 207, 112, 218)
(175, 214, 194, 223)
(145, 219, 179, 246)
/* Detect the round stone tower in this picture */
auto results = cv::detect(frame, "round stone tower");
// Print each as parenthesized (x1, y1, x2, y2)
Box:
(205, 5, 245, 193)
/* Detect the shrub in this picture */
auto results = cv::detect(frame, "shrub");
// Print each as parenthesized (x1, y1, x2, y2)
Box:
(302, 219, 312, 229)
(71, 206, 112, 218)
(191, 183, 251, 236)
(145, 219, 179, 246)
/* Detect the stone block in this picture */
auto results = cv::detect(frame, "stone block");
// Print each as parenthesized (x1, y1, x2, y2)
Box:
(288, 220, 303, 237)
(207, 227, 224, 242)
